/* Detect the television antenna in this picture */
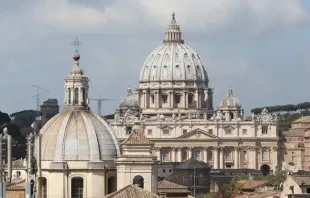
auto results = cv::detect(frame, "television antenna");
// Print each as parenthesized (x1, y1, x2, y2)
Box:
(89, 96, 114, 116)
(32, 85, 49, 116)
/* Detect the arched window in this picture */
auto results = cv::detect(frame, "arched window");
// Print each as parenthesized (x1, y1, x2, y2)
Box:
(68, 88, 72, 104)
(133, 175, 144, 189)
(74, 88, 79, 105)
(82, 88, 86, 105)
(42, 177, 47, 198)
(71, 177, 83, 198)
(107, 176, 116, 194)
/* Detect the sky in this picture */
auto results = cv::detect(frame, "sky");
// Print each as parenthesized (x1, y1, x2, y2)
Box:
(1, 0, 310, 115)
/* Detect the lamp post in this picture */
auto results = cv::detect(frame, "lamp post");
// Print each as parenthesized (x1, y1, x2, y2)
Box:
(0, 127, 13, 198)
(25, 119, 42, 198)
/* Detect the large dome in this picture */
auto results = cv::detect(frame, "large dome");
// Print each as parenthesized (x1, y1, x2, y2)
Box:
(40, 109, 120, 161)
(139, 43, 208, 83)
(139, 13, 209, 85)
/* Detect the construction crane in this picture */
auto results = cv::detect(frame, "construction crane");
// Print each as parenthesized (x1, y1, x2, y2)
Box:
(89, 96, 114, 116)
(32, 85, 49, 117)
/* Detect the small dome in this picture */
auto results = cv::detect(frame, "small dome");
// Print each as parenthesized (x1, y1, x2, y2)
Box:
(120, 87, 139, 108)
(39, 109, 120, 161)
(219, 87, 241, 108)
(139, 13, 209, 85)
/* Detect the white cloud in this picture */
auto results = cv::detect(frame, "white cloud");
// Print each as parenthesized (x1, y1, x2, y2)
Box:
(2, 0, 307, 36)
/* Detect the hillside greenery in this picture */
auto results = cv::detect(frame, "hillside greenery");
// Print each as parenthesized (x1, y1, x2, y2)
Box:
(251, 102, 310, 131)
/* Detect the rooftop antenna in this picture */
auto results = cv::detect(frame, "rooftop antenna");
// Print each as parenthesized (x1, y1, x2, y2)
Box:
(89, 95, 114, 116)
(32, 85, 49, 118)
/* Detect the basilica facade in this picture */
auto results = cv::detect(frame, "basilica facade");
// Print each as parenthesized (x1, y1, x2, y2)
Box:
(112, 13, 280, 172)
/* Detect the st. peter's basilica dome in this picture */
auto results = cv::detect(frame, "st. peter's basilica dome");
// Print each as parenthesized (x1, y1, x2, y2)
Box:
(139, 13, 209, 85)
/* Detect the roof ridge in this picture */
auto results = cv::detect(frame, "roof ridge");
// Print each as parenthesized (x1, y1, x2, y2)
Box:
(158, 179, 188, 189)
(121, 128, 154, 146)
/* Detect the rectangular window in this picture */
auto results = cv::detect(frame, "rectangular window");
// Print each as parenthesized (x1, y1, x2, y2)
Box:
(147, 129, 152, 135)
(193, 150, 201, 160)
(262, 126, 268, 135)
(162, 95, 168, 103)
(242, 129, 247, 135)
(126, 127, 132, 135)
(151, 95, 155, 104)
(174, 94, 181, 104)
(183, 129, 187, 134)
(207, 150, 213, 161)
(188, 94, 194, 104)
(208, 129, 213, 134)
(225, 129, 232, 135)
(262, 149, 269, 161)
(162, 150, 170, 161)
(225, 150, 232, 161)
(163, 129, 170, 135)
(182, 151, 187, 161)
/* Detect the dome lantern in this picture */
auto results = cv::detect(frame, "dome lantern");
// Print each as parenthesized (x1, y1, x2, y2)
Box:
(163, 12, 184, 44)
(64, 38, 89, 109)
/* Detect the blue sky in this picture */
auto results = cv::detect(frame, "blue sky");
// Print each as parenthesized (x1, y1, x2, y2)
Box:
(1, 0, 310, 115)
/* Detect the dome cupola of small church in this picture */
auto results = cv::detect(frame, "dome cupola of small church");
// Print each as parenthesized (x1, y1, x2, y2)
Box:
(39, 38, 121, 163)
(119, 86, 140, 109)
(215, 87, 243, 121)
(219, 87, 241, 109)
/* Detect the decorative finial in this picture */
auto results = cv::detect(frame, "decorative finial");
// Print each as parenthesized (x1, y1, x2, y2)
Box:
(127, 85, 132, 96)
(228, 86, 233, 97)
(172, 12, 175, 20)
(71, 37, 83, 61)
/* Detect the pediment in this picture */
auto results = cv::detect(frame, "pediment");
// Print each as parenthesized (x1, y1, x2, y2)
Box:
(177, 128, 219, 139)
(222, 125, 236, 130)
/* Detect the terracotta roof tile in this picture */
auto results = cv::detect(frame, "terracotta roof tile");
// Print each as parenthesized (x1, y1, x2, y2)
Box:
(121, 129, 154, 146)
(158, 179, 189, 193)
(104, 184, 159, 198)
(238, 180, 267, 189)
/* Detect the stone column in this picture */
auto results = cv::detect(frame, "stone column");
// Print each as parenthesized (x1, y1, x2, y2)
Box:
(79, 87, 83, 105)
(171, 148, 176, 162)
(250, 147, 257, 169)
(195, 90, 199, 108)
(143, 91, 147, 108)
(64, 87, 68, 104)
(169, 91, 173, 108)
(155, 91, 160, 108)
(155, 148, 161, 161)
(197, 92, 201, 108)
(234, 147, 239, 169)
(183, 92, 187, 108)
(188, 147, 192, 159)
(203, 147, 208, 163)
(213, 147, 219, 169)
(177, 148, 182, 162)
(272, 147, 278, 172)
(219, 147, 224, 169)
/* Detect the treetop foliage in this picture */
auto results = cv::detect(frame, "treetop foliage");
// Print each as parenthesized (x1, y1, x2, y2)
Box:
(251, 102, 310, 114)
